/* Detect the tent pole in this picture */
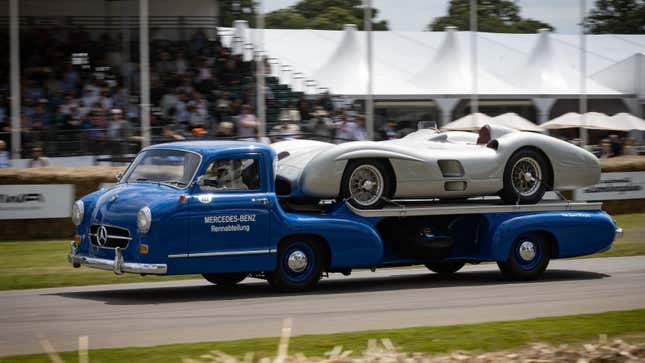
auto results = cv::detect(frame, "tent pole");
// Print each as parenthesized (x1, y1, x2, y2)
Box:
(256, 0, 266, 139)
(139, 0, 151, 148)
(579, 0, 588, 146)
(470, 0, 478, 120)
(364, 0, 374, 140)
(9, 0, 21, 159)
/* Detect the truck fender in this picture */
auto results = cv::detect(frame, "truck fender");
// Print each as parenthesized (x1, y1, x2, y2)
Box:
(490, 211, 616, 261)
(276, 215, 384, 269)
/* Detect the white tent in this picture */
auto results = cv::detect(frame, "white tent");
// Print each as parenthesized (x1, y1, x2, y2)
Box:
(224, 25, 642, 97)
(541, 112, 613, 130)
(609, 113, 645, 131)
(492, 113, 543, 132)
(410, 26, 516, 95)
(442, 113, 492, 131)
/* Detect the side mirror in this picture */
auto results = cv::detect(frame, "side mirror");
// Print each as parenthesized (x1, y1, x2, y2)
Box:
(115, 171, 123, 182)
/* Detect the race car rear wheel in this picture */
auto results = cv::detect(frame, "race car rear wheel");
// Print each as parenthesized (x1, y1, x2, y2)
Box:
(341, 159, 393, 209)
(500, 149, 549, 204)
(267, 238, 325, 291)
(202, 273, 247, 287)
(497, 233, 551, 281)
(425, 261, 465, 275)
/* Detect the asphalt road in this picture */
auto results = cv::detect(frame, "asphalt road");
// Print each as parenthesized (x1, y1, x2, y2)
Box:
(1, 256, 645, 357)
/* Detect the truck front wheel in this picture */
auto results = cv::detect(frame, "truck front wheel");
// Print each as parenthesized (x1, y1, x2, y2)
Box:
(267, 238, 324, 291)
(497, 233, 551, 281)
(202, 273, 247, 287)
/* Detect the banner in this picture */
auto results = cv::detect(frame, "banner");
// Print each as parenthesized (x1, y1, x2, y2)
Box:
(574, 172, 645, 201)
(0, 184, 75, 220)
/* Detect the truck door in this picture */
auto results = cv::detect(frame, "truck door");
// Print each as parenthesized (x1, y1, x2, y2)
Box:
(188, 155, 271, 257)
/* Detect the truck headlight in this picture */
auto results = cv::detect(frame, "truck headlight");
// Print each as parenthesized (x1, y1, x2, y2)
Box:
(71, 200, 84, 226)
(137, 207, 152, 233)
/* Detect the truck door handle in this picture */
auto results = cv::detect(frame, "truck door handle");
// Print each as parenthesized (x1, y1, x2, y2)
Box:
(252, 197, 269, 205)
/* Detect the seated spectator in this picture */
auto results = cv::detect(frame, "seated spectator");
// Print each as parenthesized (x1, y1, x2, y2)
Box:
(27, 146, 50, 168)
(623, 137, 639, 156)
(236, 105, 258, 140)
(598, 139, 612, 159)
(304, 106, 334, 141)
(0, 140, 9, 168)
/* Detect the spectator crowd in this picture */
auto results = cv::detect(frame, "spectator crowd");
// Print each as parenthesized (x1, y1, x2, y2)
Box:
(0, 25, 385, 165)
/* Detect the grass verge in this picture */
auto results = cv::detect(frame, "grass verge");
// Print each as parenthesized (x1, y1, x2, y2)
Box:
(596, 213, 645, 257)
(0, 240, 195, 290)
(0, 212, 642, 291)
(1, 309, 644, 363)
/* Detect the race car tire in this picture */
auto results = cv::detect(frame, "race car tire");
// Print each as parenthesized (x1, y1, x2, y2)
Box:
(425, 261, 465, 275)
(497, 233, 551, 281)
(500, 148, 549, 204)
(267, 238, 324, 291)
(202, 273, 247, 287)
(341, 159, 393, 210)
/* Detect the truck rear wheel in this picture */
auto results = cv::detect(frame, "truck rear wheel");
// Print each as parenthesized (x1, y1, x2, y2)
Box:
(267, 238, 324, 291)
(202, 273, 247, 287)
(497, 233, 550, 281)
(425, 261, 465, 275)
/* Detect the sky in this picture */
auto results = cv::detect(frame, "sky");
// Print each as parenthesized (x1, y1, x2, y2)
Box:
(263, 0, 594, 34)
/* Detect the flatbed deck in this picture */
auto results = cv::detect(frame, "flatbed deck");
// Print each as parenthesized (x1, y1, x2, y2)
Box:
(346, 199, 602, 217)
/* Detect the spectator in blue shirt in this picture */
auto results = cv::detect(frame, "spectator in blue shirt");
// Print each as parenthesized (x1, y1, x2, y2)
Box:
(0, 140, 10, 168)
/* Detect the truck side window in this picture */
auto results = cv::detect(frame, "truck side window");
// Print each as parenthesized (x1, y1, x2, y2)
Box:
(202, 158, 260, 191)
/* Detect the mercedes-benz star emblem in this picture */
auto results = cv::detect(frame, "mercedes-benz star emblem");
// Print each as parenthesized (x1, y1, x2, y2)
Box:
(109, 195, 118, 203)
(97, 225, 108, 246)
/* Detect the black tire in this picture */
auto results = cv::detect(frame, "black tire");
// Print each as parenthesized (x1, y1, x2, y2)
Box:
(340, 159, 393, 210)
(500, 149, 549, 205)
(425, 261, 465, 275)
(202, 273, 247, 287)
(497, 233, 551, 281)
(267, 238, 325, 291)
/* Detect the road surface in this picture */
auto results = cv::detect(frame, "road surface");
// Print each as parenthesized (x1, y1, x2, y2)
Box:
(1, 256, 645, 357)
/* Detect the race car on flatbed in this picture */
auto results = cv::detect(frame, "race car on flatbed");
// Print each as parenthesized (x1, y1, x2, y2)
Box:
(68, 140, 619, 291)
(273, 125, 600, 209)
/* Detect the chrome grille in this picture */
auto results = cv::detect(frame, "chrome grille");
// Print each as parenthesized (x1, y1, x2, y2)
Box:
(89, 224, 131, 248)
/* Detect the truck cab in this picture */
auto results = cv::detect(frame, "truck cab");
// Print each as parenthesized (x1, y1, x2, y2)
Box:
(69, 141, 619, 291)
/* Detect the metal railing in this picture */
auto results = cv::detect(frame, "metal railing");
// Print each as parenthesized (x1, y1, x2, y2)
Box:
(0, 15, 222, 30)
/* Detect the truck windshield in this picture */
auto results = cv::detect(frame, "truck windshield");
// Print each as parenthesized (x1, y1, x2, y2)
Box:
(123, 149, 201, 188)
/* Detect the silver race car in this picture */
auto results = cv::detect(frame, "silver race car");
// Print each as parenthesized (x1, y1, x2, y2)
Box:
(273, 125, 600, 209)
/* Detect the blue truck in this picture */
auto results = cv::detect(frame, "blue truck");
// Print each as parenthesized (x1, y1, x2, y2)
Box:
(68, 141, 620, 291)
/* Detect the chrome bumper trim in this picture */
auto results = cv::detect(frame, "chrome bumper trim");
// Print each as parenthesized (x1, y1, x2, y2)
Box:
(68, 241, 167, 275)
(615, 227, 623, 239)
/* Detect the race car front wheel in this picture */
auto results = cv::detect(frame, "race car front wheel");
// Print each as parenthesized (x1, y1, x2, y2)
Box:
(500, 149, 549, 204)
(341, 159, 393, 209)
(202, 273, 247, 287)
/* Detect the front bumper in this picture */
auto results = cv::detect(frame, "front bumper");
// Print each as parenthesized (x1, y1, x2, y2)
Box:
(68, 242, 167, 275)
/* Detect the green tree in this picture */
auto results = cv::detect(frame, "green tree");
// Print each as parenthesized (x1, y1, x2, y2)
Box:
(587, 0, 645, 34)
(219, 0, 258, 27)
(428, 0, 554, 33)
(264, 0, 389, 30)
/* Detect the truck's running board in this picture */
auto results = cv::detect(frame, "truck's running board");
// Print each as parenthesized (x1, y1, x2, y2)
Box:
(346, 200, 603, 217)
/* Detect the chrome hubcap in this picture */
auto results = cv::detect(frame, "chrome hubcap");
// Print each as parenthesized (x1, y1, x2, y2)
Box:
(349, 165, 384, 206)
(511, 157, 542, 196)
(287, 250, 308, 273)
(518, 241, 537, 261)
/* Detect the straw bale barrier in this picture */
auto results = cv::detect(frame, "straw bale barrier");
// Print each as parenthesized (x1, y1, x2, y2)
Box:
(0, 166, 122, 240)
